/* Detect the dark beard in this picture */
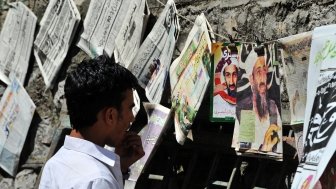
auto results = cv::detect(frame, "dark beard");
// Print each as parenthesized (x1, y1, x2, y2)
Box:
(256, 92, 269, 120)
(228, 87, 236, 98)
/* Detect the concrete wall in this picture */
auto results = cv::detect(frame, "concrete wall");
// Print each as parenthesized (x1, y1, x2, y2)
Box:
(0, 0, 336, 188)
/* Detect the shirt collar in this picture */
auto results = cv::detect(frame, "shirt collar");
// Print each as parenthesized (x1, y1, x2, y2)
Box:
(63, 135, 120, 167)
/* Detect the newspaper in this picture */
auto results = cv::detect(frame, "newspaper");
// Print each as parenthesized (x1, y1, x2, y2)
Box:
(169, 14, 214, 145)
(127, 103, 171, 184)
(210, 43, 239, 122)
(292, 71, 336, 189)
(128, 0, 180, 103)
(78, 0, 149, 65)
(278, 32, 312, 125)
(303, 25, 336, 150)
(0, 77, 36, 176)
(293, 126, 304, 161)
(292, 25, 336, 189)
(0, 2, 36, 84)
(170, 13, 213, 90)
(232, 43, 283, 160)
(34, 0, 80, 88)
(114, 0, 150, 68)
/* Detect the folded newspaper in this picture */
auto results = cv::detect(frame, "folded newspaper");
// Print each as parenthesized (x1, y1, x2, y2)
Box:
(128, 0, 180, 104)
(0, 2, 36, 85)
(78, 0, 150, 67)
(0, 77, 36, 176)
(34, 0, 80, 88)
(169, 13, 214, 145)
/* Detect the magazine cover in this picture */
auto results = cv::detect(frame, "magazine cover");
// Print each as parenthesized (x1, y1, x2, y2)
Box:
(127, 103, 171, 182)
(232, 42, 283, 159)
(210, 42, 240, 122)
(169, 13, 214, 145)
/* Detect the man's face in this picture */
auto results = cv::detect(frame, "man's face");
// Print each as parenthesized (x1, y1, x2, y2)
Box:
(252, 57, 267, 94)
(224, 64, 237, 94)
(110, 89, 135, 146)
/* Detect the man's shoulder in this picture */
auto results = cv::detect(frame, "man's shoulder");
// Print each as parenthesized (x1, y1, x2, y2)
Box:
(52, 146, 113, 169)
(40, 147, 122, 189)
(39, 175, 122, 189)
(237, 95, 252, 108)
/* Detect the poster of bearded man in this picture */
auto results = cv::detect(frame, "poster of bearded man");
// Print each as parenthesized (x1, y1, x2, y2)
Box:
(210, 42, 240, 122)
(232, 43, 283, 159)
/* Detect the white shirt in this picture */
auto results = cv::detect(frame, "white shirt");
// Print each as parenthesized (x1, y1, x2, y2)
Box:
(39, 136, 123, 189)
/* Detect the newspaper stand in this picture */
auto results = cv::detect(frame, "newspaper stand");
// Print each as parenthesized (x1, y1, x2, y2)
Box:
(131, 90, 299, 189)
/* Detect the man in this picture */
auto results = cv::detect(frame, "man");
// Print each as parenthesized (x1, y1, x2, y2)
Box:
(39, 55, 145, 188)
(236, 53, 281, 152)
(213, 47, 238, 105)
(212, 47, 238, 118)
(223, 63, 238, 98)
(250, 56, 281, 125)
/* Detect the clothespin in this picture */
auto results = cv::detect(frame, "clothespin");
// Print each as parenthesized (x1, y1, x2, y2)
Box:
(254, 45, 265, 57)
(232, 27, 241, 42)
(228, 33, 235, 44)
(254, 34, 262, 46)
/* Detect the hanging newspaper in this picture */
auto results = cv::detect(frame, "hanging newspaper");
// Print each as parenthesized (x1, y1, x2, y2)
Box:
(210, 43, 239, 122)
(0, 2, 36, 84)
(169, 13, 214, 145)
(128, 0, 180, 103)
(125, 103, 171, 188)
(78, 0, 149, 65)
(292, 25, 336, 189)
(278, 32, 312, 125)
(232, 43, 283, 160)
(0, 77, 36, 176)
(114, 0, 150, 68)
(292, 71, 336, 189)
(34, 0, 80, 89)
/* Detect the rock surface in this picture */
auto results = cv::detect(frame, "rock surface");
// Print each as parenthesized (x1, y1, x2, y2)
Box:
(0, 0, 336, 187)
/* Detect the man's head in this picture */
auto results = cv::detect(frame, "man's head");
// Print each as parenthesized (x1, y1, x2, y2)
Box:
(64, 55, 138, 145)
(252, 56, 267, 95)
(251, 56, 269, 120)
(223, 64, 237, 97)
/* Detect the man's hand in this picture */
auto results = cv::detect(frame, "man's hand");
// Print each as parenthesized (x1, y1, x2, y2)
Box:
(261, 124, 280, 152)
(115, 132, 145, 173)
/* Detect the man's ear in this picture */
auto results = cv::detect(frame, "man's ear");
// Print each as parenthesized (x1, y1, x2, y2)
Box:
(104, 107, 118, 125)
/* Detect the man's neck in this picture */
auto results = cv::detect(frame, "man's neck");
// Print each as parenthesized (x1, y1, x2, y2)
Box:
(70, 128, 105, 147)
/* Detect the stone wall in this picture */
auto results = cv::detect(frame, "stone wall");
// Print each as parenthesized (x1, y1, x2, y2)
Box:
(0, 0, 336, 188)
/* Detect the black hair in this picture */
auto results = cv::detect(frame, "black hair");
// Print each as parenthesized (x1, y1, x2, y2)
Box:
(64, 55, 138, 130)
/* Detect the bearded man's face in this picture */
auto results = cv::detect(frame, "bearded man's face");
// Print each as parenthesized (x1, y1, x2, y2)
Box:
(224, 64, 237, 97)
